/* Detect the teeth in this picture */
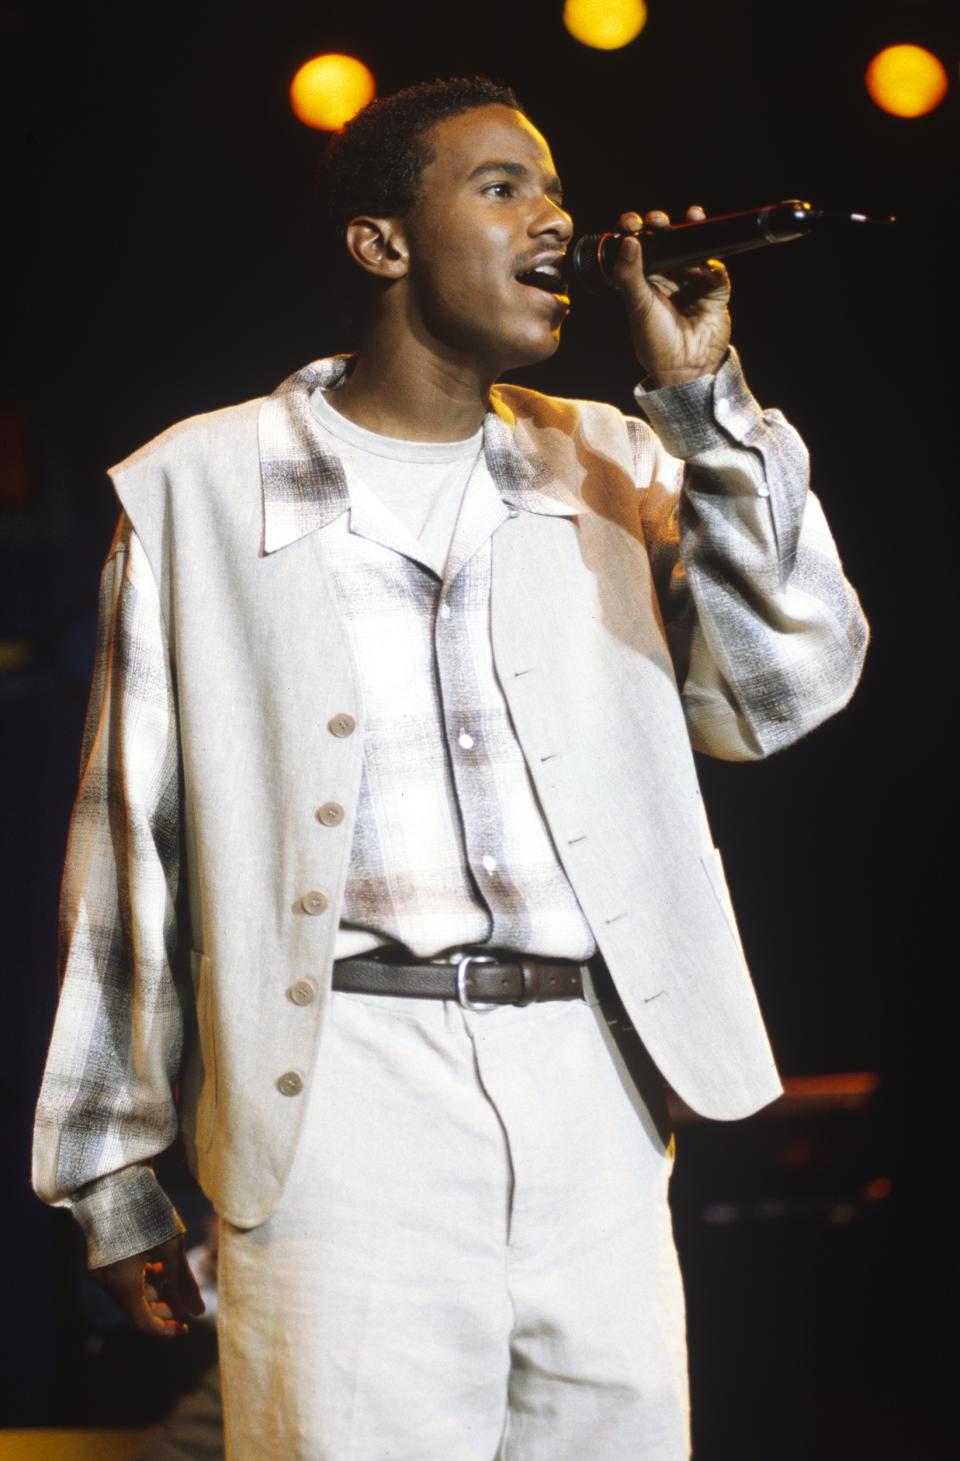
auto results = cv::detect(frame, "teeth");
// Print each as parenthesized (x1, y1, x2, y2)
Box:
(517, 265, 566, 294)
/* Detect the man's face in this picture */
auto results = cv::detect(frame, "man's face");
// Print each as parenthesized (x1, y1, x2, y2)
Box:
(399, 105, 574, 375)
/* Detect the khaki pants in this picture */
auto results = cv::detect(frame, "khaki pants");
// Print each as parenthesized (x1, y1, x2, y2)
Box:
(218, 982, 689, 1459)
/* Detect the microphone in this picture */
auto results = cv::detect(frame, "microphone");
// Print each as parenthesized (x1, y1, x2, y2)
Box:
(569, 199, 895, 292)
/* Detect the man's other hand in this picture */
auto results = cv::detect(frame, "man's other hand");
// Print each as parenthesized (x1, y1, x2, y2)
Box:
(612, 205, 732, 389)
(94, 1233, 205, 1338)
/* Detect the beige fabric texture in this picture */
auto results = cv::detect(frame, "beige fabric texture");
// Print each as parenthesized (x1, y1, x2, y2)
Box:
(218, 989, 688, 1461)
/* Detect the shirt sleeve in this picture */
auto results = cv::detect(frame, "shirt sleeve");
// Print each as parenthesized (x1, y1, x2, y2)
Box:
(32, 514, 186, 1268)
(630, 347, 869, 761)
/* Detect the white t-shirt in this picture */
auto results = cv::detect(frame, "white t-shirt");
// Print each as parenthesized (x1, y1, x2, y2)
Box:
(314, 388, 483, 567)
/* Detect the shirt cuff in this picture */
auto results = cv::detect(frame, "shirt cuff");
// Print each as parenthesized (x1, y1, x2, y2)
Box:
(71, 1165, 185, 1270)
(632, 346, 767, 459)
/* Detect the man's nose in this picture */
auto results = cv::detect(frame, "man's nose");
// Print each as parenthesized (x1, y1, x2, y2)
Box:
(533, 200, 573, 242)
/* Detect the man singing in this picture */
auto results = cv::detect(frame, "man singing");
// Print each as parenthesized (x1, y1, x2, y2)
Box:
(34, 77, 867, 1458)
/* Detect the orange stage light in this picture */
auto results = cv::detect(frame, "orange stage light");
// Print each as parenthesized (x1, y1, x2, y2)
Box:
(563, 0, 648, 51)
(290, 54, 376, 131)
(865, 44, 948, 118)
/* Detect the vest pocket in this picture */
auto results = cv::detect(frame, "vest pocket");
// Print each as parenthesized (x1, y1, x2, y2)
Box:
(191, 950, 218, 1153)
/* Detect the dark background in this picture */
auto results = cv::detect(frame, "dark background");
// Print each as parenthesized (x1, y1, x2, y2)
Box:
(1, 0, 955, 1454)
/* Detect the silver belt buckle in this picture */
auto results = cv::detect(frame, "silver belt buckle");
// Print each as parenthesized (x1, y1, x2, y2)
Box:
(456, 952, 500, 1013)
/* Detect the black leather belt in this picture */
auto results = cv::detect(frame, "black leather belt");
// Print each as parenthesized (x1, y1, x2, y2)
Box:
(332, 951, 585, 1011)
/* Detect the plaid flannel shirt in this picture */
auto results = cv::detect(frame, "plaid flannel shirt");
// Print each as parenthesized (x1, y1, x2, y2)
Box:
(315, 423, 596, 961)
(33, 349, 868, 1266)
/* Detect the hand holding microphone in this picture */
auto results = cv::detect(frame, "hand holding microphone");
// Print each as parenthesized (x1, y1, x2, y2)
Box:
(573, 199, 894, 388)
(612, 205, 733, 389)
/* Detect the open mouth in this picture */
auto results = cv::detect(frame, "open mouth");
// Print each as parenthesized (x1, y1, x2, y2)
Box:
(515, 265, 569, 298)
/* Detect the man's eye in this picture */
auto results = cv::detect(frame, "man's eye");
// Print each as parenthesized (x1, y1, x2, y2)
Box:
(484, 182, 515, 198)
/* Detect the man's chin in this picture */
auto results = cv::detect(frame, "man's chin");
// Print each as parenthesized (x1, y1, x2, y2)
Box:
(500, 325, 565, 373)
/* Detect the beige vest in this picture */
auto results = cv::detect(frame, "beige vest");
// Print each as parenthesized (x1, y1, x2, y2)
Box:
(111, 380, 780, 1230)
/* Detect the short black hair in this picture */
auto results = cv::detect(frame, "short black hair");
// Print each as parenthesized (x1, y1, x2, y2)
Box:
(316, 76, 524, 339)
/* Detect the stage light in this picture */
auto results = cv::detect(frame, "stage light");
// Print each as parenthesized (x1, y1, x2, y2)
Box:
(563, 0, 648, 51)
(290, 54, 376, 131)
(865, 44, 948, 118)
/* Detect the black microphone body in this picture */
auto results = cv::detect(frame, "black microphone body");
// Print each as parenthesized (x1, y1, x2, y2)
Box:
(570, 200, 890, 292)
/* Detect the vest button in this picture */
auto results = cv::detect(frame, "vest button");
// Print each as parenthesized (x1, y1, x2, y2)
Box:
(328, 713, 356, 738)
(316, 801, 345, 827)
(300, 890, 329, 915)
(277, 1071, 303, 1097)
(288, 979, 318, 1006)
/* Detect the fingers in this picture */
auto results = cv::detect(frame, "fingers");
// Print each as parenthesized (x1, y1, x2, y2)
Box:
(151, 1236, 207, 1325)
(616, 205, 729, 302)
(98, 1254, 182, 1338)
(144, 1261, 191, 1334)
(648, 260, 730, 321)
(618, 205, 706, 234)
(614, 206, 708, 290)
(95, 1236, 205, 1340)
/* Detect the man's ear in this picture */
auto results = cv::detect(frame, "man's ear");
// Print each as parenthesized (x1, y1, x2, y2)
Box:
(344, 217, 409, 281)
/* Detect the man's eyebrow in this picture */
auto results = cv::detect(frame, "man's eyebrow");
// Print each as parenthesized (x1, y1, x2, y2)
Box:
(466, 161, 564, 200)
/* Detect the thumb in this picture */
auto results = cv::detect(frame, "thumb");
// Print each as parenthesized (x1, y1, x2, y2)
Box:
(172, 1246, 206, 1317)
(611, 232, 657, 314)
(157, 1234, 206, 1317)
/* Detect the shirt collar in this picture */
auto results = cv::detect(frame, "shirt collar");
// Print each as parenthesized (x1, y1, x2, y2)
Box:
(484, 391, 584, 520)
(259, 356, 582, 555)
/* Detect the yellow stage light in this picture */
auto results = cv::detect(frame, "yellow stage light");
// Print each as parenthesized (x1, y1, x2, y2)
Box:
(563, 0, 648, 51)
(865, 44, 948, 118)
(290, 54, 376, 131)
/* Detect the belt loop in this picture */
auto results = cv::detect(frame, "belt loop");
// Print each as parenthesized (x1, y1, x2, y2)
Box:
(579, 958, 602, 1008)
(518, 960, 542, 1005)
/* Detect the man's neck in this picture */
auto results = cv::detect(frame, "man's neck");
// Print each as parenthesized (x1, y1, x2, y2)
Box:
(328, 326, 497, 443)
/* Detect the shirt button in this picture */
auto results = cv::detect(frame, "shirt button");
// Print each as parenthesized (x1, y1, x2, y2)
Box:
(458, 729, 475, 749)
(288, 979, 318, 1006)
(328, 713, 357, 738)
(715, 397, 730, 418)
(301, 890, 329, 915)
(316, 801, 345, 827)
(277, 1071, 303, 1097)
(439, 603, 451, 620)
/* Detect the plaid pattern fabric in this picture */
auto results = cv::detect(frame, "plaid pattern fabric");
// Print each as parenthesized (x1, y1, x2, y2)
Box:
(33, 521, 186, 1265)
(320, 446, 596, 960)
(33, 349, 867, 1267)
(630, 362, 869, 757)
